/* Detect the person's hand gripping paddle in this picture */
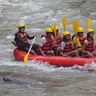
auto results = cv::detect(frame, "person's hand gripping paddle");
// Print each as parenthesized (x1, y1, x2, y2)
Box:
(23, 36, 36, 63)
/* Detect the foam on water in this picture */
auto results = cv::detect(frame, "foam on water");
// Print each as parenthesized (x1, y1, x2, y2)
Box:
(0, 35, 96, 73)
(1, 55, 96, 73)
(72, 61, 96, 72)
(1, 1, 96, 95)
(0, 0, 96, 73)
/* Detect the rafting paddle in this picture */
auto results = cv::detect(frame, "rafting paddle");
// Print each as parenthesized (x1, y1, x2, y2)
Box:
(62, 17, 67, 31)
(53, 22, 57, 45)
(87, 18, 92, 29)
(23, 36, 36, 63)
(53, 22, 57, 36)
(72, 20, 79, 49)
(72, 20, 79, 33)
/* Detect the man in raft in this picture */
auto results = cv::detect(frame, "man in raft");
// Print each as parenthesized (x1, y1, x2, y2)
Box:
(12, 23, 45, 56)
(72, 27, 85, 49)
(39, 27, 61, 56)
(51, 24, 62, 47)
(72, 27, 94, 57)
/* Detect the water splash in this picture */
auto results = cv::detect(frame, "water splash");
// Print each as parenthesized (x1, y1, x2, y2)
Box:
(72, 61, 96, 72)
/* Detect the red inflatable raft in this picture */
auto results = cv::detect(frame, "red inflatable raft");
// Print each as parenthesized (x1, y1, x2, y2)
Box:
(13, 48, 96, 67)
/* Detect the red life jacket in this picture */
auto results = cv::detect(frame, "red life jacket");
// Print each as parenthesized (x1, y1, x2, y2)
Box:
(63, 40, 73, 52)
(56, 34, 62, 46)
(14, 32, 28, 47)
(77, 36, 86, 45)
(42, 36, 54, 51)
(85, 37, 94, 52)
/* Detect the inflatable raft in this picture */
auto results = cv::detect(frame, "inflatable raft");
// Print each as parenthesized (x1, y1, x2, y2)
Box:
(13, 48, 96, 67)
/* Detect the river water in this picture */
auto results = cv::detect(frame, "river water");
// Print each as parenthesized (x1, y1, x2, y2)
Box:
(0, 0, 96, 96)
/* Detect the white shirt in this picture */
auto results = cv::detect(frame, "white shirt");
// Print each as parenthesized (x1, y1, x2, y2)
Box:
(39, 36, 54, 47)
(39, 37, 46, 47)
(60, 41, 66, 50)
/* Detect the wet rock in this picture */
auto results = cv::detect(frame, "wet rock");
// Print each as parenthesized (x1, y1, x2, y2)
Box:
(3, 77, 12, 82)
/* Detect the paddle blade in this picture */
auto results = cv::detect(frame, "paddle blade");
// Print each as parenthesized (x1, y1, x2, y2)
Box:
(54, 23, 57, 36)
(62, 18, 67, 31)
(23, 54, 28, 63)
(88, 18, 92, 29)
(72, 20, 79, 33)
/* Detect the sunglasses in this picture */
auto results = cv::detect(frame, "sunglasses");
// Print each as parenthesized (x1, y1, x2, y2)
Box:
(20, 26, 25, 28)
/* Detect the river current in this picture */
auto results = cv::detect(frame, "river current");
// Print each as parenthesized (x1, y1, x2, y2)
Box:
(0, 0, 96, 96)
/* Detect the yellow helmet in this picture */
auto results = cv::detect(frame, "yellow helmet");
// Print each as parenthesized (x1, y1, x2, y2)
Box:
(86, 28, 94, 34)
(17, 23, 25, 29)
(46, 28, 53, 33)
(51, 25, 58, 31)
(77, 27, 84, 33)
(62, 31, 70, 37)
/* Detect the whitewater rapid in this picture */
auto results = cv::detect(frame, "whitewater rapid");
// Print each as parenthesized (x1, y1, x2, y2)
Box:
(0, 0, 96, 96)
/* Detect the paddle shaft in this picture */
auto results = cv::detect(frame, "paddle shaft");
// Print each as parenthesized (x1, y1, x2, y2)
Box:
(62, 18, 67, 31)
(54, 23, 56, 36)
(54, 23, 57, 45)
(72, 20, 79, 33)
(27, 36, 36, 55)
(88, 18, 92, 29)
(72, 20, 79, 49)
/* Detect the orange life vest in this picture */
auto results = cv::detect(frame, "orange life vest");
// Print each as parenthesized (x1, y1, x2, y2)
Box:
(63, 40, 73, 52)
(56, 34, 62, 46)
(14, 32, 28, 47)
(42, 36, 54, 51)
(77, 36, 86, 45)
(85, 38, 94, 52)
(41, 34, 61, 46)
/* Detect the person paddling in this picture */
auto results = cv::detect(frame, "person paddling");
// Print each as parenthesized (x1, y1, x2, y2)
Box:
(12, 23, 45, 56)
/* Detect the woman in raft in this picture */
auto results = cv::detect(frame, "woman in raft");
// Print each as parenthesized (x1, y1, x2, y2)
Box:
(82, 28, 96, 57)
(59, 31, 79, 57)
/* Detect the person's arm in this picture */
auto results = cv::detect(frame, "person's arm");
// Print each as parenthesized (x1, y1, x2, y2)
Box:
(59, 41, 66, 56)
(25, 32, 35, 40)
(93, 39, 96, 50)
(52, 35, 59, 47)
(94, 45, 96, 50)
(82, 39, 88, 49)
(82, 40, 94, 57)
(61, 41, 66, 50)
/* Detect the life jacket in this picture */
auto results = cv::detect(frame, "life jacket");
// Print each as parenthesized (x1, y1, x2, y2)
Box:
(85, 37, 94, 52)
(14, 32, 28, 47)
(77, 36, 86, 45)
(63, 40, 73, 52)
(56, 34, 62, 46)
(42, 36, 54, 51)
